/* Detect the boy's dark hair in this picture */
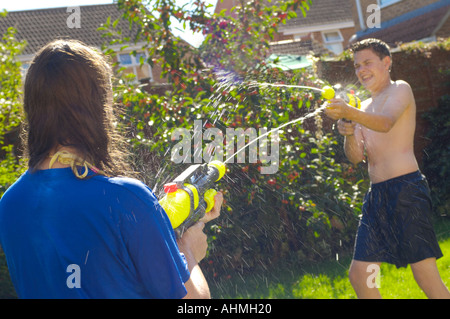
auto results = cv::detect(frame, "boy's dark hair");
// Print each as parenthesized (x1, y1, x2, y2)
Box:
(23, 39, 135, 178)
(351, 38, 391, 60)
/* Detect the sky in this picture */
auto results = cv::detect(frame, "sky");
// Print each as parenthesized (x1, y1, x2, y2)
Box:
(0, 0, 217, 47)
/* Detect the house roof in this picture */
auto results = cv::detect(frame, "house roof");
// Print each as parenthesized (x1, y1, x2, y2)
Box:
(279, 0, 354, 31)
(0, 4, 135, 56)
(356, 1, 450, 46)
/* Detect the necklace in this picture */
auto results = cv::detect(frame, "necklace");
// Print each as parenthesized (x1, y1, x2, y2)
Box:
(48, 150, 106, 179)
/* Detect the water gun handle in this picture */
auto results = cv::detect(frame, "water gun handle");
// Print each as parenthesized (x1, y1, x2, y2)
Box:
(176, 188, 217, 237)
(342, 91, 361, 122)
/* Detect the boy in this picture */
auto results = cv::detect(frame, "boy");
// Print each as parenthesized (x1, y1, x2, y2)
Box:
(325, 38, 449, 299)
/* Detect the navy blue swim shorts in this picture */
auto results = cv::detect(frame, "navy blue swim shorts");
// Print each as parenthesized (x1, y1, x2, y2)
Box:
(353, 170, 443, 268)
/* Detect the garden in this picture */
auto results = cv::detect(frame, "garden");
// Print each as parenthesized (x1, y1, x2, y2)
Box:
(0, 0, 449, 299)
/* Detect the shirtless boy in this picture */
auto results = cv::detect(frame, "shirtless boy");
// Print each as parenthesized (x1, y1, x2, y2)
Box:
(325, 38, 449, 299)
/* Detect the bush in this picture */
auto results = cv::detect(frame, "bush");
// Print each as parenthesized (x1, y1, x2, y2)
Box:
(422, 94, 450, 216)
(0, 12, 26, 298)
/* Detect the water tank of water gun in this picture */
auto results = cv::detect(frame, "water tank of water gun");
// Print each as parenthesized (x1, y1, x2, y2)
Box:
(159, 161, 226, 235)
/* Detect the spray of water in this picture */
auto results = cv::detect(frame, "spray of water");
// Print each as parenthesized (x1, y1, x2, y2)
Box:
(197, 72, 368, 297)
(248, 81, 324, 94)
(224, 104, 326, 164)
(211, 79, 327, 164)
(207, 68, 328, 125)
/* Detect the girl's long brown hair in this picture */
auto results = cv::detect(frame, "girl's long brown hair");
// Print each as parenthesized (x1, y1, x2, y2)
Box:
(23, 39, 135, 178)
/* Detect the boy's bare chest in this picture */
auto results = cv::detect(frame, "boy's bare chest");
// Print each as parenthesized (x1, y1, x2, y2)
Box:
(361, 92, 389, 114)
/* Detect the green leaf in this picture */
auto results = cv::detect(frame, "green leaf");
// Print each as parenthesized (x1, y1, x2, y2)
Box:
(112, 17, 120, 28)
(300, 7, 306, 17)
(288, 11, 297, 19)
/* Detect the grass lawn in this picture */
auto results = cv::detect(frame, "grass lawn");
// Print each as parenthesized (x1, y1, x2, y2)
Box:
(210, 217, 450, 299)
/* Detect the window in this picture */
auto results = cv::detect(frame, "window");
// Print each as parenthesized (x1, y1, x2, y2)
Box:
(21, 63, 30, 78)
(118, 51, 152, 82)
(323, 31, 343, 42)
(118, 53, 132, 65)
(135, 52, 146, 64)
(321, 30, 344, 55)
(378, 0, 402, 8)
(324, 43, 344, 55)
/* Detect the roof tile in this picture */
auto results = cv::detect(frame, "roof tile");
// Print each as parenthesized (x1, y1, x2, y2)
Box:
(0, 4, 133, 55)
(280, 0, 354, 29)
(357, 3, 450, 46)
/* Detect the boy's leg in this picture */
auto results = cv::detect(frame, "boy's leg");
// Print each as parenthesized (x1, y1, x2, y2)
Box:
(410, 257, 450, 299)
(348, 260, 382, 299)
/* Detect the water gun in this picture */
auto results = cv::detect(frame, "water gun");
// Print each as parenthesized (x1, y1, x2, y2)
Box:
(159, 161, 226, 237)
(321, 85, 361, 122)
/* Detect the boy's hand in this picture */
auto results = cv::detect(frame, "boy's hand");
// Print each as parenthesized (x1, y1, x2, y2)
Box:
(337, 119, 357, 136)
(324, 98, 350, 120)
(178, 221, 208, 263)
(178, 191, 223, 264)
(200, 191, 223, 224)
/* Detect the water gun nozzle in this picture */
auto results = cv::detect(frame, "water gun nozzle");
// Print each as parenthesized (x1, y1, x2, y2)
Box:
(321, 86, 335, 100)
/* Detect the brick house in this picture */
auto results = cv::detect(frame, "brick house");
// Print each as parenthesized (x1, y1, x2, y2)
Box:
(0, 4, 161, 85)
(351, 0, 450, 46)
(215, 0, 357, 57)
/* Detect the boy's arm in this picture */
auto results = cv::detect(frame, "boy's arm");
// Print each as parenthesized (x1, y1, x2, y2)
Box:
(179, 193, 223, 299)
(344, 132, 365, 165)
(325, 81, 413, 133)
(177, 222, 211, 299)
(182, 262, 210, 299)
(338, 120, 365, 165)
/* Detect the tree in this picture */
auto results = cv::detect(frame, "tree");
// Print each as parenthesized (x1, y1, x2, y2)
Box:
(0, 11, 26, 197)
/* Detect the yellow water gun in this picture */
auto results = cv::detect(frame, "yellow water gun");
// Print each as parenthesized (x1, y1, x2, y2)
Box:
(159, 161, 226, 237)
(322, 85, 361, 122)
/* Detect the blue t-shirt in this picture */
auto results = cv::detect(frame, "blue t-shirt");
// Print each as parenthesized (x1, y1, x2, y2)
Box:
(0, 168, 190, 299)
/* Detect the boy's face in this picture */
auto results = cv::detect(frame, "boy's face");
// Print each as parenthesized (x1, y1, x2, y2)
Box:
(353, 48, 391, 91)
